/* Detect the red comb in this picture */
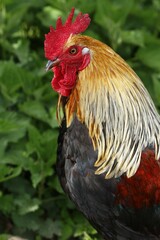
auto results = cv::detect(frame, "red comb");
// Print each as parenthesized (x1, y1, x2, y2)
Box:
(44, 8, 91, 59)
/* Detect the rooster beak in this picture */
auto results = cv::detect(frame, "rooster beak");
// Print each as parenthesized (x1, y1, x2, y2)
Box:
(46, 59, 60, 71)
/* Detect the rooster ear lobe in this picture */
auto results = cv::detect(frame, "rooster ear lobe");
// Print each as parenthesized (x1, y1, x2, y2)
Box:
(82, 47, 90, 55)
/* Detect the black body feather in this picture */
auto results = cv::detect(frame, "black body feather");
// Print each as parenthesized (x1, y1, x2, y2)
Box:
(56, 116, 160, 240)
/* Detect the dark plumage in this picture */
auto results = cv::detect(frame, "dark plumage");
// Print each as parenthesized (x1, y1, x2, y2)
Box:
(57, 114, 160, 240)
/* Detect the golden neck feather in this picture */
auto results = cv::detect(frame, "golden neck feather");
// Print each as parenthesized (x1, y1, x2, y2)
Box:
(62, 35, 160, 178)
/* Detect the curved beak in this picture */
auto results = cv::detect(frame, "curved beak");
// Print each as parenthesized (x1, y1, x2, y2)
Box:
(46, 59, 60, 71)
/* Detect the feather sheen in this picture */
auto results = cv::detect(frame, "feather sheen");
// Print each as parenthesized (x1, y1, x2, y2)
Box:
(64, 35, 160, 178)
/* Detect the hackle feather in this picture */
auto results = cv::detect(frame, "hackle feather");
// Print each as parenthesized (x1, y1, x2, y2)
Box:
(64, 35, 160, 178)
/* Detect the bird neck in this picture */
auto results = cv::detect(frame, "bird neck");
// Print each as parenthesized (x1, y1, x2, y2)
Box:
(62, 42, 160, 179)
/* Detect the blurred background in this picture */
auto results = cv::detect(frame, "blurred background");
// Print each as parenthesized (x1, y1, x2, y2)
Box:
(0, 0, 160, 239)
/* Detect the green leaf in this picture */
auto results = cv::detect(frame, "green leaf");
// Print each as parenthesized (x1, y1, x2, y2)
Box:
(12, 39, 29, 64)
(0, 194, 15, 214)
(0, 165, 22, 182)
(27, 125, 42, 155)
(75, 1, 96, 13)
(0, 112, 28, 134)
(39, 219, 62, 238)
(19, 100, 50, 124)
(60, 224, 73, 240)
(96, 0, 134, 25)
(121, 30, 145, 47)
(12, 212, 42, 231)
(0, 111, 29, 150)
(136, 45, 160, 70)
(52, 176, 64, 194)
(37, 7, 63, 27)
(4, 176, 35, 195)
(0, 61, 23, 103)
(25, 158, 54, 188)
(41, 129, 58, 160)
(23, 158, 42, 188)
(14, 194, 41, 215)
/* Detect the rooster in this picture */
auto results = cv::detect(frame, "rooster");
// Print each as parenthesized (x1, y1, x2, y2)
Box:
(44, 8, 160, 240)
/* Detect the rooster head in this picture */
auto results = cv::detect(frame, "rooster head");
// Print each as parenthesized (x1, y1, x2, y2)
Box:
(44, 8, 91, 96)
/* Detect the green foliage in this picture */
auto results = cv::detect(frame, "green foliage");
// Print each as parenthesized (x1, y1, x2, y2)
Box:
(0, 0, 160, 239)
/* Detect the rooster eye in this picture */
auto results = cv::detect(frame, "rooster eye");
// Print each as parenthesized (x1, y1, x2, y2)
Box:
(69, 47, 77, 55)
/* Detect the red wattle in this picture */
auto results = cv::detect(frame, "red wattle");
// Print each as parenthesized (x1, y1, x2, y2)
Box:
(51, 65, 77, 96)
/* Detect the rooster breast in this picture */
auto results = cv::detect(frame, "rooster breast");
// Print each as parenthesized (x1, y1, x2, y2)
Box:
(56, 116, 160, 240)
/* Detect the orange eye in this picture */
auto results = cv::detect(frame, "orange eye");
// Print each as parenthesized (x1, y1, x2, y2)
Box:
(69, 47, 77, 55)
